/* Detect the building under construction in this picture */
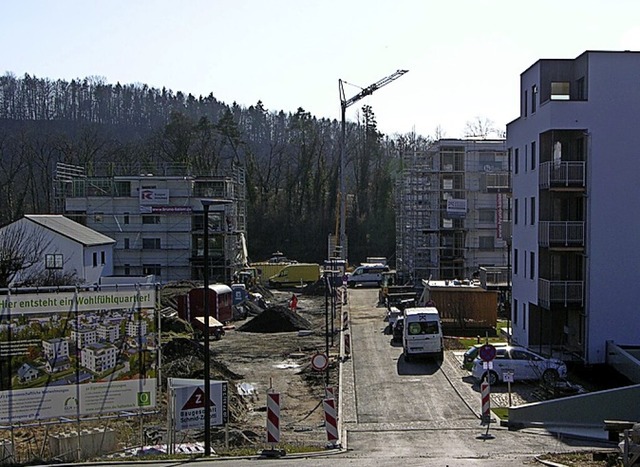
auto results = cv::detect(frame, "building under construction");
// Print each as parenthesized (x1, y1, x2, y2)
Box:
(54, 162, 247, 284)
(395, 138, 510, 283)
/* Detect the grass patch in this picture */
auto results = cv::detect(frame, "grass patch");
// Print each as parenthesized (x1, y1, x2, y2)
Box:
(492, 407, 509, 420)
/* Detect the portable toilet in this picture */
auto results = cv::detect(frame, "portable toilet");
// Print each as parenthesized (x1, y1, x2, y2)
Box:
(231, 283, 248, 305)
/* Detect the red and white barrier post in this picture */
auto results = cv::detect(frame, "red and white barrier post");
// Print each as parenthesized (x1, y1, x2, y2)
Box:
(266, 391, 280, 444)
(323, 397, 339, 448)
(481, 381, 490, 423)
(343, 333, 351, 360)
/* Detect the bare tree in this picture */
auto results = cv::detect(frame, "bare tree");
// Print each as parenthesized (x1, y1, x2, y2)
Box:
(464, 117, 500, 139)
(0, 222, 51, 288)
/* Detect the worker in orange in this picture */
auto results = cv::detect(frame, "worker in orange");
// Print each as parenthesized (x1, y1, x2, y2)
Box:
(289, 293, 298, 312)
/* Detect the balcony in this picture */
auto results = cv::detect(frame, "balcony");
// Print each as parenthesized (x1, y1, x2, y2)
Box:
(539, 161, 585, 189)
(538, 221, 585, 248)
(538, 279, 584, 309)
(482, 172, 511, 193)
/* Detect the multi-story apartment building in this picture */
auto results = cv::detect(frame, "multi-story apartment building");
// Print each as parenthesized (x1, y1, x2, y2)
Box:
(80, 342, 118, 373)
(396, 139, 510, 283)
(70, 327, 97, 348)
(506, 50, 640, 365)
(56, 162, 247, 284)
(42, 338, 69, 360)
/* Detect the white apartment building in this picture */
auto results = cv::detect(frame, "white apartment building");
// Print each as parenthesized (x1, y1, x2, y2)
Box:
(97, 323, 120, 343)
(70, 327, 97, 348)
(42, 338, 69, 360)
(126, 320, 147, 338)
(81, 342, 118, 373)
(506, 50, 640, 364)
(396, 139, 510, 282)
(57, 162, 247, 283)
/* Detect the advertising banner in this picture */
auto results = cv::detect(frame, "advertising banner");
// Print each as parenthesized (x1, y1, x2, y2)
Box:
(169, 378, 228, 430)
(0, 285, 157, 425)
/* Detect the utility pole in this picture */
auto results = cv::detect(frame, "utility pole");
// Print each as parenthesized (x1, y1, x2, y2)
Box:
(337, 69, 408, 261)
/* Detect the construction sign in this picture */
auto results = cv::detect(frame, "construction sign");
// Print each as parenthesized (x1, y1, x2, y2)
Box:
(168, 378, 228, 431)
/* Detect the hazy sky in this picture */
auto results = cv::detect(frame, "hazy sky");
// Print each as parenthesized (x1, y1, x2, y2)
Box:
(4, 1, 640, 138)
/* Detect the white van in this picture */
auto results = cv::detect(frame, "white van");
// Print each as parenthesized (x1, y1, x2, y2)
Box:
(347, 263, 389, 288)
(402, 306, 443, 361)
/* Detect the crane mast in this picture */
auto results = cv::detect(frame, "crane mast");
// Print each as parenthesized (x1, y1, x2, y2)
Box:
(336, 69, 408, 261)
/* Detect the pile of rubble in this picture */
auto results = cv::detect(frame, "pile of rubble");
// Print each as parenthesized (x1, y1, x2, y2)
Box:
(236, 305, 313, 333)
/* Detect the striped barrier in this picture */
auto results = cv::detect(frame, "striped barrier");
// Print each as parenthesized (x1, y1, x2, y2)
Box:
(266, 392, 280, 444)
(323, 397, 339, 445)
(325, 386, 335, 400)
(342, 311, 348, 330)
(344, 333, 351, 359)
(481, 381, 491, 424)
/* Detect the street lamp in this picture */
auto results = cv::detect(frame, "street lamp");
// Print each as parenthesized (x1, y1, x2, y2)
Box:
(201, 198, 213, 456)
(200, 197, 233, 456)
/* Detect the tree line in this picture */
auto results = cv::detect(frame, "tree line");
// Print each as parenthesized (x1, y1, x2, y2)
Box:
(0, 72, 433, 266)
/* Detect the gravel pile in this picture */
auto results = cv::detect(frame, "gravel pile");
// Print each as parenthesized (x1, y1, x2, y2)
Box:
(235, 305, 313, 333)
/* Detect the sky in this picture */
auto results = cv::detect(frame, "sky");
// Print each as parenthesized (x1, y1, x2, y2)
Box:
(4, 0, 640, 139)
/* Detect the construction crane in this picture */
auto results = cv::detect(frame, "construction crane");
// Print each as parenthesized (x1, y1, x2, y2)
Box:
(335, 69, 409, 261)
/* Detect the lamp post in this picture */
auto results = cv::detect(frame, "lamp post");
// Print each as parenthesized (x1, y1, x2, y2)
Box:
(201, 199, 213, 456)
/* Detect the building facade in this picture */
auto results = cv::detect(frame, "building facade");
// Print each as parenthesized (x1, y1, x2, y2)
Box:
(395, 139, 510, 283)
(506, 50, 640, 364)
(56, 162, 247, 284)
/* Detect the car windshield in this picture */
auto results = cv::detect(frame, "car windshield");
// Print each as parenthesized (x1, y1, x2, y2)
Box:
(407, 321, 439, 335)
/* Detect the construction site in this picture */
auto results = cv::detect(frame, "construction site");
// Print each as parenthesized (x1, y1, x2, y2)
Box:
(395, 139, 511, 284)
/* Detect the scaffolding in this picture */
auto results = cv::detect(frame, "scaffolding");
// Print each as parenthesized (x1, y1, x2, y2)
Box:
(396, 139, 510, 283)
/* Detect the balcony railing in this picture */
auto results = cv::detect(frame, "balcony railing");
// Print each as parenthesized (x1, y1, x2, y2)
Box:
(538, 279, 584, 308)
(539, 161, 586, 189)
(538, 221, 585, 247)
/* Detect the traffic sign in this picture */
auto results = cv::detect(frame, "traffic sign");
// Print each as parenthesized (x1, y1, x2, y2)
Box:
(479, 343, 497, 362)
(311, 353, 329, 371)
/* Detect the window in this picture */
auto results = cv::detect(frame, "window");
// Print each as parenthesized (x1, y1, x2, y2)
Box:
(124, 238, 130, 249)
(524, 198, 528, 225)
(92, 252, 98, 267)
(514, 148, 519, 174)
(576, 77, 585, 100)
(478, 209, 495, 223)
(531, 84, 537, 113)
(142, 238, 161, 249)
(479, 236, 495, 250)
(530, 197, 536, 225)
(551, 81, 570, 100)
(522, 302, 527, 330)
(124, 264, 131, 275)
(142, 215, 161, 225)
(531, 141, 536, 169)
(513, 299, 518, 324)
(530, 251, 535, 278)
(514, 249, 519, 276)
(45, 254, 63, 270)
(124, 213, 130, 225)
(408, 321, 439, 335)
(514, 199, 519, 225)
(101, 251, 105, 265)
(523, 89, 528, 117)
(143, 264, 162, 276)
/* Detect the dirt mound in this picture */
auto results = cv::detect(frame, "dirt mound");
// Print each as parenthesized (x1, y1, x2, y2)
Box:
(161, 337, 244, 381)
(236, 305, 313, 333)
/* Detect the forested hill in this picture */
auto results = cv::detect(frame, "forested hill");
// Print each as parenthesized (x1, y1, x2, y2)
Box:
(0, 73, 432, 264)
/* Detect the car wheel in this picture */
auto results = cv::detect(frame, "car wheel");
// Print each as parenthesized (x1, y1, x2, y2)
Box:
(484, 371, 499, 385)
(542, 369, 559, 385)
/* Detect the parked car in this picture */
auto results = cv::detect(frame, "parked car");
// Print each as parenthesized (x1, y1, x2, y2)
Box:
(462, 342, 509, 370)
(392, 316, 404, 343)
(471, 345, 567, 385)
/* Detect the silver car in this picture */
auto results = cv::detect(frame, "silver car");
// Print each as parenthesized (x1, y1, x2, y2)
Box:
(471, 345, 567, 385)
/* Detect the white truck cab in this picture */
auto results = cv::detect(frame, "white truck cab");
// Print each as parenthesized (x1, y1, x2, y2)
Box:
(402, 306, 443, 362)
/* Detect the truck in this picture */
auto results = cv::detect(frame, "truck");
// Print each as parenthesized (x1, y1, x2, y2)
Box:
(268, 263, 321, 288)
(403, 306, 444, 362)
